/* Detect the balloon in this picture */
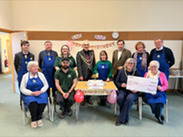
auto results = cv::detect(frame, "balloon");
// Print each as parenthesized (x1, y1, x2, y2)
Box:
(74, 90, 84, 103)
(67, 40, 73, 49)
(107, 90, 117, 104)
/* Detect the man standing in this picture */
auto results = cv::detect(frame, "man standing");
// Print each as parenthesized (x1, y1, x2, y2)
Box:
(149, 38, 175, 80)
(38, 40, 58, 97)
(14, 41, 34, 87)
(55, 58, 77, 119)
(112, 40, 131, 82)
(76, 40, 96, 105)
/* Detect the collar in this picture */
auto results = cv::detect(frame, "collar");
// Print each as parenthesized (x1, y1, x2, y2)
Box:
(60, 68, 71, 73)
(29, 72, 38, 78)
(156, 46, 163, 51)
(23, 51, 28, 55)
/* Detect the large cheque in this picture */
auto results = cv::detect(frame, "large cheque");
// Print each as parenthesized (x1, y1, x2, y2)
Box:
(126, 76, 158, 94)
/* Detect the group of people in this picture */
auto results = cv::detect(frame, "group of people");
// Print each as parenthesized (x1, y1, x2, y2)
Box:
(14, 38, 174, 128)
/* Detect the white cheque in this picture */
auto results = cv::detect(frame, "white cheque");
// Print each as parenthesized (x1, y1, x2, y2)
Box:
(126, 76, 158, 94)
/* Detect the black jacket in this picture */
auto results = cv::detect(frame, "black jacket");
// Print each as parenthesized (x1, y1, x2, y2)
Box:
(149, 46, 175, 68)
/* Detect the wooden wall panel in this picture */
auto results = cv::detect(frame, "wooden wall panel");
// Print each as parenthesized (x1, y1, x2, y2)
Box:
(27, 31, 183, 41)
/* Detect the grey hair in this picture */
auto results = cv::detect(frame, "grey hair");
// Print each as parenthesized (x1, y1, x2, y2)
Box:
(149, 60, 160, 69)
(154, 38, 163, 42)
(124, 58, 136, 72)
(27, 61, 38, 71)
(44, 40, 52, 46)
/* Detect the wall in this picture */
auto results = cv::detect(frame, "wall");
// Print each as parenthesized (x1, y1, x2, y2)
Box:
(0, 33, 11, 73)
(0, 0, 13, 30)
(12, 0, 183, 31)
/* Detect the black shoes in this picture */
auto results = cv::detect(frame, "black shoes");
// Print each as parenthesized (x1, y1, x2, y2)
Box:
(81, 99, 93, 106)
(60, 111, 65, 119)
(115, 120, 123, 126)
(155, 114, 164, 125)
(115, 119, 129, 126)
(68, 109, 72, 116)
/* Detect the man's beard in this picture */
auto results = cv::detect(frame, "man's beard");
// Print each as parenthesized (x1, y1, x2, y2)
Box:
(62, 66, 69, 70)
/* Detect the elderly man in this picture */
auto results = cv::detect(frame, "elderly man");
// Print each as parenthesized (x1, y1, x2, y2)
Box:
(76, 40, 96, 105)
(112, 40, 131, 82)
(55, 57, 77, 119)
(149, 38, 175, 80)
(38, 40, 58, 97)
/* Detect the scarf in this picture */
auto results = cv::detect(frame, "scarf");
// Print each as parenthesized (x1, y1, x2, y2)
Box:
(134, 50, 147, 71)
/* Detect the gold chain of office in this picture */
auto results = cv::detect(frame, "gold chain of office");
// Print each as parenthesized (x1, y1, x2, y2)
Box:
(124, 69, 135, 77)
(79, 53, 94, 67)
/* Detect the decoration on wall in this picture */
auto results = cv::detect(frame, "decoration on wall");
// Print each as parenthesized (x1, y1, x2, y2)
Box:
(95, 34, 106, 40)
(67, 40, 74, 49)
(68, 41, 115, 49)
(112, 32, 119, 39)
(71, 33, 82, 40)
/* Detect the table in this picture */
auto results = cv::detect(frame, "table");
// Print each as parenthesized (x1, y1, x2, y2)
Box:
(75, 81, 117, 120)
(169, 75, 183, 90)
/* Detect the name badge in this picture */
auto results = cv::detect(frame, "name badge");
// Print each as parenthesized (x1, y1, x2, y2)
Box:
(68, 75, 71, 78)
(49, 58, 51, 61)
(33, 80, 36, 83)
(139, 57, 142, 60)
(157, 55, 160, 58)
(25, 61, 28, 64)
(102, 66, 105, 69)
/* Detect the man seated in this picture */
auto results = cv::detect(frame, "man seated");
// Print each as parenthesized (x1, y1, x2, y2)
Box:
(55, 57, 77, 119)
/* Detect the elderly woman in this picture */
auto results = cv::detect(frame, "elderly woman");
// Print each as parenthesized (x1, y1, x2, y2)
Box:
(94, 50, 113, 106)
(132, 42, 149, 77)
(115, 58, 140, 126)
(20, 61, 48, 128)
(54, 45, 76, 70)
(145, 60, 168, 124)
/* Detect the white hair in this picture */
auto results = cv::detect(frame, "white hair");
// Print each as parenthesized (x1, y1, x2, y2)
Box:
(149, 60, 160, 69)
(124, 58, 136, 72)
(27, 61, 38, 71)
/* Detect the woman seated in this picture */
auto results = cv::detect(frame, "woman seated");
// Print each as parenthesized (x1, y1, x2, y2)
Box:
(115, 58, 140, 126)
(94, 50, 113, 106)
(145, 60, 168, 124)
(54, 45, 76, 70)
(20, 61, 48, 128)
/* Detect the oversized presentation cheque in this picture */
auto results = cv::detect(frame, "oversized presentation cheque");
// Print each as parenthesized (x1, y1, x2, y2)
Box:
(126, 76, 158, 94)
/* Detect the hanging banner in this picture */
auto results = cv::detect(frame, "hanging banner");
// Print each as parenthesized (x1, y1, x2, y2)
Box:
(70, 41, 115, 49)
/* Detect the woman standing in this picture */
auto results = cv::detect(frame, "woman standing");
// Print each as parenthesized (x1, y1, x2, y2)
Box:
(20, 61, 48, 128)
(145, 60, 168, 124)
(94, 50, 113, 106)
(54, 45, 76, 70)
(132, 42, 149, 77)
(115, 58, 140, 126)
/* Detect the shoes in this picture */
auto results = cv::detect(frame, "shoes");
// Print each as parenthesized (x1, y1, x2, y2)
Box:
(155, 115, 164, 125)
(81, 100, 86, 106)
(60, 111, 65, 119)
(124, 119, 129, 125)
(161, 115, 165, 121)
(31, 121, 37, 128)
(115, 120, 123, 126)
(68, 109, 72, 116)
(87, 99, 93, 105)
(37, 119, 43, 127)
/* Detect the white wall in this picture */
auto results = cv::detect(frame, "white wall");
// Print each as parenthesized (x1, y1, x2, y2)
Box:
(12, 0, 183, 31)
(29, 40, 182, 68)
(0, 0, 13, 30)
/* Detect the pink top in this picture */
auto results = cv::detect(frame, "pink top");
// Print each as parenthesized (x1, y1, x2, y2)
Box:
(144, 72, 168, 92)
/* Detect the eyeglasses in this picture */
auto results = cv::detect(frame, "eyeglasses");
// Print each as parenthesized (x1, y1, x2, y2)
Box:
(127, 62, 134, 65)
(150, 66, 157, 68)
(83, 44, 89, 46)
